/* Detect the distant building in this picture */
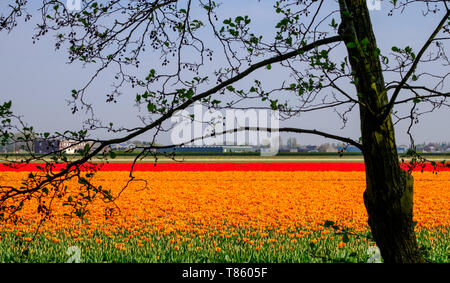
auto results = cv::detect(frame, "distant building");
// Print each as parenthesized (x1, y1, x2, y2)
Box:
(318, 143, 338, 153)
(297, 146, 310, 153)
(305, 145, 318, 152)
(286, 137, 298, 149)
(337, 146, 362, 153)
(156, 145, 256, 154)
(60, 140, 94, 154)
(0, 142, 15, 153)
(157, 146, 223, 154)
(111, 143, 135, 151)
(222, 145, 255, 153)
(34, 139, 60, 154)
(397, 145, 408, 154)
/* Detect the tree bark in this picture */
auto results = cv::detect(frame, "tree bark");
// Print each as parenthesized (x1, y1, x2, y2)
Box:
(338, 0, 426, 263)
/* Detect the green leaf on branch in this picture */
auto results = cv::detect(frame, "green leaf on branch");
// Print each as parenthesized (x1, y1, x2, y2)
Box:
(84, 143, 90, 153)
(226, 85, 235, 92)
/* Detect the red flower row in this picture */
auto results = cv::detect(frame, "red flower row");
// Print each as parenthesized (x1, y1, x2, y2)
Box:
(0, 162, 448, 172)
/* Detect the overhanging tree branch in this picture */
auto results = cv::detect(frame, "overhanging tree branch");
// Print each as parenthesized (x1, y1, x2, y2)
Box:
(391, 85, 450, 105)
(148, 126, 363, 150)
(379, 9, 450, 121)
(99, 35, 344, 145)
(8, 35, 343, 194)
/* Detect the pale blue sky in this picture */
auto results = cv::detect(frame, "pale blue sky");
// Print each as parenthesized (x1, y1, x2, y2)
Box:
(0, 0, 448, 146)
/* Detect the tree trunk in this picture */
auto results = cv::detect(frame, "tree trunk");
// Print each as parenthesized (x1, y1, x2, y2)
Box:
(338, 0, 425, 263)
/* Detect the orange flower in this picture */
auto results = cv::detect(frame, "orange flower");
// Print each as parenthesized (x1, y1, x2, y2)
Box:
(1, 170, 448, 255)
(114, 243, 125, 250)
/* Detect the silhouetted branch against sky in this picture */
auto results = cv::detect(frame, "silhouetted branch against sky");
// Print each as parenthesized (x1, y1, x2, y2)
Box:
(0, 0, 448, 147)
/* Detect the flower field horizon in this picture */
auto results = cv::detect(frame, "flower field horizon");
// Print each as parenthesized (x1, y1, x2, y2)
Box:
(0, 162, 448, 263)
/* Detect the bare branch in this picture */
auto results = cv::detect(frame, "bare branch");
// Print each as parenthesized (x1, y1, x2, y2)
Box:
(380, 9, 450, 121)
